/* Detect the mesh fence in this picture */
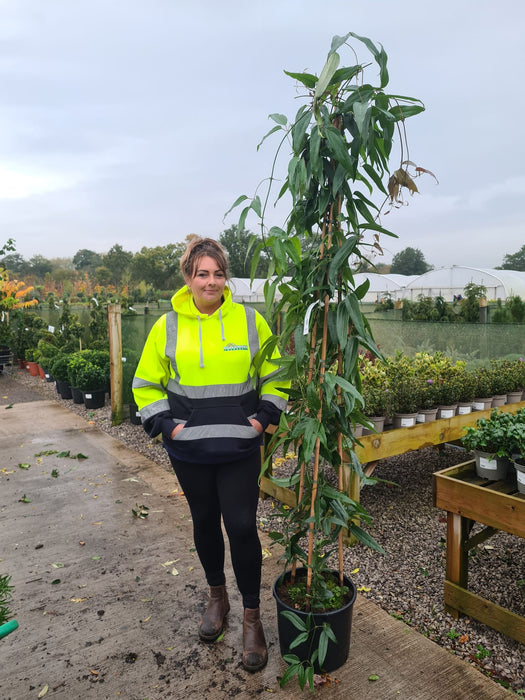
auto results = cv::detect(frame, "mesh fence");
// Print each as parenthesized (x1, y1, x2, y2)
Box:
(367, 318, 525, 365)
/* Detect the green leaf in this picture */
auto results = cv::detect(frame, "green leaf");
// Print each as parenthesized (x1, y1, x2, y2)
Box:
(347, 32, 389, 87)
(388, 103, 425, 120)
(291, 107, 311, 154)
(325, 125, 354, 173)
(257, 124, 283, 151)
(269, 113, 288, 126)
(314, 51, 340, 100)
(289, 631, 310, 649)
(284, 70, 317, 89)
(280, 610, 308, 631)
(18, 463, 31, 470)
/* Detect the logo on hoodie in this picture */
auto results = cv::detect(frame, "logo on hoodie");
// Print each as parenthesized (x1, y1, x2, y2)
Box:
(223, 342, 248, 352)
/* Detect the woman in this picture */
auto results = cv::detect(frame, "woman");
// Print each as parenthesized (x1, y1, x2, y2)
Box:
(132, 237, 288, 672)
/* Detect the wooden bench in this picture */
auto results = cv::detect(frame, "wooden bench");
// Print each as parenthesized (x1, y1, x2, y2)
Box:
(433, 459, 525, 644)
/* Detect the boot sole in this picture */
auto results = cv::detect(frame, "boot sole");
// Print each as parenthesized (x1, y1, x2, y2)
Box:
(242, 654, 268, 673)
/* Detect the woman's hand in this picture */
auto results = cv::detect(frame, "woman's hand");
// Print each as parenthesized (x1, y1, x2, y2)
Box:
(249, 418, 263, 435)
(170, 423, 185, 440)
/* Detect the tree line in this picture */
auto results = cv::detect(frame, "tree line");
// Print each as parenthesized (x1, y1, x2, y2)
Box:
(0, 227, 271, 303)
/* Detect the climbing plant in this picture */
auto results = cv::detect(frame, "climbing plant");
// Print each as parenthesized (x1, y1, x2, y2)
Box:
(229, 31, 430, 687)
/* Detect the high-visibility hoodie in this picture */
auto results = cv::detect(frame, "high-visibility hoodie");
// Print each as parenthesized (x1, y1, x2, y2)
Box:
(132, 285, 289, 464)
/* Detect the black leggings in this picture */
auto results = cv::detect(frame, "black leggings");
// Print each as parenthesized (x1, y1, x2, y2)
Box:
(170, 450, 262, 609)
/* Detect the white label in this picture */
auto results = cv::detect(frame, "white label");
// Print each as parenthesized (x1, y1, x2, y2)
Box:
(472, 402, 485, 411)
(85, 393, 92, 399)
(479, 456, 497, 471)
(517, 469, 525, 485)
(457, 406, 472, 415)
(401, 417, 415, 427)
(135, 411, 141, 417)
(440, 409, 455, 419)
(416, 413, 426, 423)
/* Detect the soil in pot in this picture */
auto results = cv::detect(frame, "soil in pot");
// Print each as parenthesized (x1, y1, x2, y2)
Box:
(273, 568, 356, 673)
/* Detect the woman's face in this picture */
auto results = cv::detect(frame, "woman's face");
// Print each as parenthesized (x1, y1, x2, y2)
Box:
(186, 255, 226, 314)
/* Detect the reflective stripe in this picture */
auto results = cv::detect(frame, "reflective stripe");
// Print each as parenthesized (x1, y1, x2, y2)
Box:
(132, 376, 164, 391)
(174, 424, 259, 441)
(260, 393, 288, 411)
(140, 398, 170, 419)
(244, 305, 260, 358)
(166, 378, 255, 399)
(165, 311, 180, 383)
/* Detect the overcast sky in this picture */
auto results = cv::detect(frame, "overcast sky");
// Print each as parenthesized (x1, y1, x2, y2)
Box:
(1, 0, 524, 269)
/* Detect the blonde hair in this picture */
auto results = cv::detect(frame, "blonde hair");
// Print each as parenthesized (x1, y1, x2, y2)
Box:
(180, 237, 230, 281)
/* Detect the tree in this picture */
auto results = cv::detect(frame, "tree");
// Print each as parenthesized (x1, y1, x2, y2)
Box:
(102, 244, 133, 287)
(501, 244, 525, 271)
(131, 243, 185, 289)
(73, 249, 103, 274)
(457, 282, 486, 322)
(27, 255, 53, 280)
(219, 226, 269, 277)
(0, 254, 28, 276)
(390, 247, 431, 275)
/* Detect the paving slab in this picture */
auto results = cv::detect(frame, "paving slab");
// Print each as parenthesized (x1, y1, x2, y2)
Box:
(0, 396, 512, 699)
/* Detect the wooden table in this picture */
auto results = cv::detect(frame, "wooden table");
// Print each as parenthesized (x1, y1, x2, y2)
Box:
(261, 401, 525, 507)
(433, 459, 525, 644)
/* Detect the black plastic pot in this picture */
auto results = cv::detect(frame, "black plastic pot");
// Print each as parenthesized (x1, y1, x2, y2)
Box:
(273, 567, 357, 673)
(129, 401, 142, 425)
(82, 390, 105, 409)
(71, 386, 84, 405)
(58, 381, 73, 400)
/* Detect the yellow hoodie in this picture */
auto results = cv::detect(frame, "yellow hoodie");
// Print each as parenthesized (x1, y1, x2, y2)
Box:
(132, 285, 288, 463)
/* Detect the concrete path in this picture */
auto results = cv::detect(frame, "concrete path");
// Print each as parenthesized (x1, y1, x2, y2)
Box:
(0, 383, 512, 698)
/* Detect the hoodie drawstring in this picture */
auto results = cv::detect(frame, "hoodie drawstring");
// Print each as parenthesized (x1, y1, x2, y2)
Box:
(219, 309, 225, 342)
(197, 316, 204, 368)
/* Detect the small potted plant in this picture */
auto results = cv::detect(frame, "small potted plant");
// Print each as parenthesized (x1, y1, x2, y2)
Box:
(385, 355, 421, 428)
(456, 366, 476, 415)
(461, 408, 515, 479)
(472, 367, 494, 411)
(75, 361, 108, 409)
(508, 409, 525, 494)
(49, 353, 74, 399)
(489, 359, 516, 405)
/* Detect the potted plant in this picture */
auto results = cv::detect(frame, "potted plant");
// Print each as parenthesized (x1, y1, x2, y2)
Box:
(67, 352, 90, 404)
(455, 366, 476, 415)
(75, 361, 108, 409)
(229, 31, 428, 689)
(461, 408, 515, 480)
(489, 359, 516, 405)
(49, 353, 74, 399)
(508, 409, 525, 494)
(472, 366, 494, 411)
(359, 356, 388, 433)
(385, 355, 421, 428)
(24, 347, 40, 376)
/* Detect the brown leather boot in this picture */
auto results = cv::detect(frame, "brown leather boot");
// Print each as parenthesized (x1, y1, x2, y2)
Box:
(198, 584, 230, 642)
(242, 607, 268, 672)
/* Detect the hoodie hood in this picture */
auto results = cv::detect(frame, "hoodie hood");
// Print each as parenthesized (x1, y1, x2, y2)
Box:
(170, 284, 232, 368)
(171, 284, 233, 318)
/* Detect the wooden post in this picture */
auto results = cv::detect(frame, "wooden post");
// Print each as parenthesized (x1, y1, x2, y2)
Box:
(108, 303, 123, 426)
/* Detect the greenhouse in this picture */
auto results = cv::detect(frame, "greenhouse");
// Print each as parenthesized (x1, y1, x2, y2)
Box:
(353, 267, 525, 303)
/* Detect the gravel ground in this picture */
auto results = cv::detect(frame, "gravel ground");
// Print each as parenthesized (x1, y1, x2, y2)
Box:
(9, 370, 525, 695)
